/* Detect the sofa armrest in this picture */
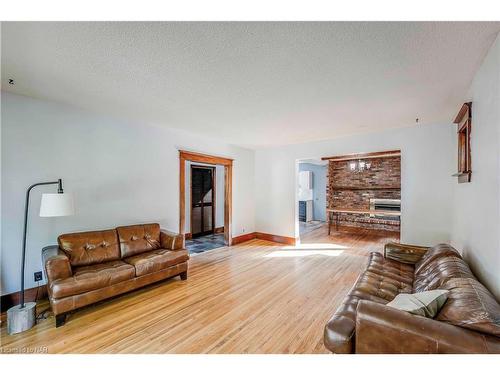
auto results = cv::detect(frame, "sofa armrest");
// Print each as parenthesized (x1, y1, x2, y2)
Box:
(42, 245, 72, 283)
(384, 242, 429, 264)
(355, 300, 500, 353)
(160, 229, 185, 250)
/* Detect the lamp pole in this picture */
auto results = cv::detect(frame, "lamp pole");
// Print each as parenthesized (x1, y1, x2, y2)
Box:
(20, 179, 63, 308)
(8, 178, 73, 335)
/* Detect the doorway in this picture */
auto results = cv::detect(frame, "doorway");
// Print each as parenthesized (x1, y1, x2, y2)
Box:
(190, 165, 215, 237)
(179, 150, 233, 253)
(297, 159, 328, 239)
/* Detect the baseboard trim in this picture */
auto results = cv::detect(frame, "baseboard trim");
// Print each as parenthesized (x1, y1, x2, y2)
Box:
(185, 226, 225, 240)
(231, 232, 297, 246)
(256, 232, 297, 246)
(231, 232, 257, 245)
(1, 285, 48, 313)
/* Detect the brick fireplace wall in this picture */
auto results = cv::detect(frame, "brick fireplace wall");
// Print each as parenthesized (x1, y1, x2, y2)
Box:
(327, 156, 401, 232)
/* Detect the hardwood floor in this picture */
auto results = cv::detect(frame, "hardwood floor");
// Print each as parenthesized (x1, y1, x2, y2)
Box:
(0, 225, 398, 354)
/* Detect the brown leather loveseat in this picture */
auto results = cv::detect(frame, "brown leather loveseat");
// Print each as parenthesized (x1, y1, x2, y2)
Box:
(42, 223, 189, 327)
(324, 243, 500, 353)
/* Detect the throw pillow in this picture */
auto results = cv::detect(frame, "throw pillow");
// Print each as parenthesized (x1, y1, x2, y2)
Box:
(387, 290, 449, 318)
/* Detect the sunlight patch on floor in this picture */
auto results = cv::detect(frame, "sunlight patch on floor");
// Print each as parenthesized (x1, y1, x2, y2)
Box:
(263, 242, 348, 257)
(264, 249, 345, 257)
(265, 249, 344, 257)
(283, 242, 348, 250)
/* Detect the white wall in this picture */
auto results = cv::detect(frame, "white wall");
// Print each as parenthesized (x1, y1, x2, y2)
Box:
(184, 161, 225, 233)
(1, 92, 255, 295)
(450, 35, 500, 299)
(255, 123, 455, 244)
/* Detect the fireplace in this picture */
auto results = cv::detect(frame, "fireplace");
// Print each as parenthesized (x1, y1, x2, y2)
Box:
(369, 198, 401, 221)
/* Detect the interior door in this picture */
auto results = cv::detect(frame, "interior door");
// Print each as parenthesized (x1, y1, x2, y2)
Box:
(191, 166, 215, 237)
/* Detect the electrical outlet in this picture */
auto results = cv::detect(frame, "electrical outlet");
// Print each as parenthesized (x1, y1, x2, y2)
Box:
(34, 271, 43, 282)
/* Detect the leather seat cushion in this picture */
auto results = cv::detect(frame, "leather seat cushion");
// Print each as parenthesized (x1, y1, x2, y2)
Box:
(58, 229, 120, 267)
(324, 253, 413, 353)
(437, 278, 500, 337)
(366, 252, 414, 284)
(117, 223, 161, 258)
(50, 260, 135, 299)
(124, 249, 189, 277)
(357, 252, 414, 301)
(414, 243, 462, 275)
(413, 256, 475, 292)
(354, 270, 413, 302)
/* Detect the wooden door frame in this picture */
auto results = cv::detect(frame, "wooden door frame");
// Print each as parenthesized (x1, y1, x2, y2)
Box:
(179, 150, 233, 246)
(190, 165, 216, 237)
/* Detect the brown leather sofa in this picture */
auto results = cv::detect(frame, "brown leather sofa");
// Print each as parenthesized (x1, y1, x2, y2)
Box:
(324, 243, 500, 353)
(42, 223, 188, 327)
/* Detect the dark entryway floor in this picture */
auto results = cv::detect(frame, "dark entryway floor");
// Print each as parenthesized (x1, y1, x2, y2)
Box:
(185, 233, 226, 255)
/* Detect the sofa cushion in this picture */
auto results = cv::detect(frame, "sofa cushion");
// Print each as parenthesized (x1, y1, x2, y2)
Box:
(351, 253, 413, 302)
(366, 252, 414, 285)
(354, 270, 413, 302)
(50, 260, 135, 299)
(324, 252, 412, 353)
(387, 289, 449, 318)
(414, 243, 461, 275)
(117, 223, 161, 258)
(58, 229, 120, 267)
(124, 249, 189, 277)
(413, 256, 475, 292)
(437, 278, 500, 337)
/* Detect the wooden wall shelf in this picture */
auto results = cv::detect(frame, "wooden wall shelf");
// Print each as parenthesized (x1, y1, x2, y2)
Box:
(322, 149, 401, 162)
(327, 208, 401, 216)
(331, 186, 400, 191)
(453, 102, 472, 184)
(452, 171, 472, 183)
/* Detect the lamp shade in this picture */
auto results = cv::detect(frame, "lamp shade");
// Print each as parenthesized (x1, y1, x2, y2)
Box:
(39, 193, 75, 217)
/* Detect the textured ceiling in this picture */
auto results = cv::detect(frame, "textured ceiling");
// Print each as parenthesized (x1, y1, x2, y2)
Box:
(2, 22, 499, 148)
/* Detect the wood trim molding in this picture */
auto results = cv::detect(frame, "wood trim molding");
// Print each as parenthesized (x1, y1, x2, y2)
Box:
(185, 227, 224, 241)
(224, 164, 233, 246)
(179, 150, 233, 246)
(331, 186, 400, 191)
(1, 285, 48, 313)
(185, 227, 224, 240)
(179, 150, 233, 166)
(231, 232, 297, 246)
(231, 232, 257, 245)
(454, 102, 471, 124)
(453, 102, 472, 184)
(321, 149, 401, 162)
(256, 232, 297, 246)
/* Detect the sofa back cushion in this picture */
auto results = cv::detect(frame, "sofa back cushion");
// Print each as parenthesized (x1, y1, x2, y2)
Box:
(117, 223, 161, 258)
(437, 278, 500, 337)
(413, 256, 475, 293)
(58, 229, 120, 267)
(414, 243, 462, 275)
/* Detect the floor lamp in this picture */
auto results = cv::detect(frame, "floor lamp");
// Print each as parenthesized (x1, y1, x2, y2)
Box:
(7, 178, 74, 335)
